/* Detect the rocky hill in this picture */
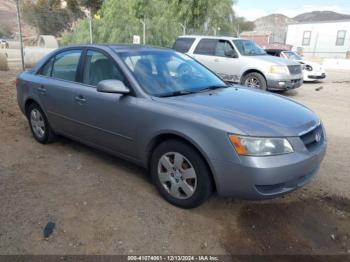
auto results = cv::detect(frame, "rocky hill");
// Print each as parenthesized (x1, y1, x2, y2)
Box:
(294, 11, 350, 22)
(0, 0, 34, 38)
(0, 0, 17, 34)
(253, 14, 294, 43)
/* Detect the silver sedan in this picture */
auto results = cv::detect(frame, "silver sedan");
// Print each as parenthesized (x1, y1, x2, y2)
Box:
(16, 45, 327, 208)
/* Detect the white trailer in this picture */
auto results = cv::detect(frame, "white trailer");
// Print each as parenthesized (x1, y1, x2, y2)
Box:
(286, 20, 350, 59)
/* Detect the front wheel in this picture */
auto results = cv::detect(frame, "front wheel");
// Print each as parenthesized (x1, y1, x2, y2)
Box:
(242, 72, 267, 90)
(150, 140, 213, 208)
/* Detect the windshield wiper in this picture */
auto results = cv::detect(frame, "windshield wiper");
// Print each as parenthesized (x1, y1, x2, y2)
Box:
(158, 85, 229, 98)
(197, 85, 229, 93)
(158, 90, 196, 97)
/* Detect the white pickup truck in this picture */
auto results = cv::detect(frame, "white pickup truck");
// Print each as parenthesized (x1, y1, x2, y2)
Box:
(173, 35, 303, 91)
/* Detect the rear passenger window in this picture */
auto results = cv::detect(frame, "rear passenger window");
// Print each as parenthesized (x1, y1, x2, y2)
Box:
(194, 39, 218, 55)
(172, 38, 195, 53)
(51, 50, 82, 82)
(82, 50, 126, 86)
(39, 57, 54, 77)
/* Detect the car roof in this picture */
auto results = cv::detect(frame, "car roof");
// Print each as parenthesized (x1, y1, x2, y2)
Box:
(177, 35, 243, 40)
(265, 49, 289, 52)
(59, 44, 171, 53)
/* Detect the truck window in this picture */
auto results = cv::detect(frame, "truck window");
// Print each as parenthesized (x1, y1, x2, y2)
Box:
(215, 40, 236, 57)
(194, 39, 218, 56)
(172, 38, 195, 53)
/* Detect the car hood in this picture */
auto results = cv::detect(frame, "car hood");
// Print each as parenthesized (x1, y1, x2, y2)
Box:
(249, 55, 299, 66)
(297, 59, 325, 70)
(154, 87, 319, 137)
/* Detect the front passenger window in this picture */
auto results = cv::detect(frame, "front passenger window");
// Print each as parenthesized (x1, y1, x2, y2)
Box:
(83, 50, 125, 86)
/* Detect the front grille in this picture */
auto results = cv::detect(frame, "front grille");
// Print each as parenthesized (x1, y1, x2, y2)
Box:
(288, 65, 302, 75)
(300, 124, 324, 151)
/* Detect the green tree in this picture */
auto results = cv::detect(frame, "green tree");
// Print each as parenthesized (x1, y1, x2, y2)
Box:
(171, 0, 235, 34)
(0, 24, 11, 38)
(77, 0, 104, 14)
(22, 0, 73, 36)
(233, 17, 255, 36)
(61, 0, 238, 46)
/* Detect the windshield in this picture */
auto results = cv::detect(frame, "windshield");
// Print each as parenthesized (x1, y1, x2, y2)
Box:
(118, 50, 226, 97)
(282, 51, 303, 60)
(233, 39, 266, 56)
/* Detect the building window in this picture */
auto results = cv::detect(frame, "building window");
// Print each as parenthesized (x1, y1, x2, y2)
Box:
(302, 31, 311, 46)
(336, 30, 346, 46)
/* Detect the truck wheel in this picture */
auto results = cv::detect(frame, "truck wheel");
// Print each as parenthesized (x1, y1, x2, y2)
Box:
(150, 140, 213, 208)
(242, 72, 267, 90)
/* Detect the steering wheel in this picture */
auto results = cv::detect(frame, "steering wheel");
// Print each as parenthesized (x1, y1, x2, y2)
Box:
(176, 63, 193, 82)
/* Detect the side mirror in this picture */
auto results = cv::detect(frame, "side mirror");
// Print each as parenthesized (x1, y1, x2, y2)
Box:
(225, 49, 238, 58)
(97, 80, 130, 94)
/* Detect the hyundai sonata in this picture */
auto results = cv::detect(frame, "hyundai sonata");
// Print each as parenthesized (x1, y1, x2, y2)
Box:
(16, 45, 327, 208)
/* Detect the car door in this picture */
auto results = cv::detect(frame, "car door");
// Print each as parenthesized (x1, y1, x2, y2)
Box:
(35, 49, 83, 135)
(193, 39, 240, 82)
(72, 49, 139, 158)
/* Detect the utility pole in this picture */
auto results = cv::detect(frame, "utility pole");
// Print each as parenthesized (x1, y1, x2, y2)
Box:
(88, 8, 93, 44)
(179, 23, 186, 35)
(140, 19, 146, 45)
(15, 0, 24, 70)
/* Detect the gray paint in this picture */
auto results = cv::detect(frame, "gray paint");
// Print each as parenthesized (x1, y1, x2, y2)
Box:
(17, 44, 327, 199)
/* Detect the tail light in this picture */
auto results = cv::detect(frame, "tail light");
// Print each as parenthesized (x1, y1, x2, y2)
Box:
(16, 78, 20, 88)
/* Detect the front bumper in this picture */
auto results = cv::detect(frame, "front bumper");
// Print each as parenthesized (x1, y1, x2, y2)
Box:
(210, 140, 326, 199)
(305, 73, 326, 80)
(266, 77, 303, 91)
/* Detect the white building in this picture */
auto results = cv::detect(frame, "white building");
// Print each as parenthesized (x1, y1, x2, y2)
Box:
(286, 20, 350, 58)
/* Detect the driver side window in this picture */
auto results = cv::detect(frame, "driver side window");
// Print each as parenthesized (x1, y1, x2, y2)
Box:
(215, 40, 236, 57)
(83, 50, 125, 86)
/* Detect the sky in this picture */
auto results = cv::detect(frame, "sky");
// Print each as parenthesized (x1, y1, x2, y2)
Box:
(235, 0, 350, 21)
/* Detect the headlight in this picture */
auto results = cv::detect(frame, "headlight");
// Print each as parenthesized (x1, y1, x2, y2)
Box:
(305, 64, 313, 71)
(229, 135, 294, 156)
(269, 65, 289, 74)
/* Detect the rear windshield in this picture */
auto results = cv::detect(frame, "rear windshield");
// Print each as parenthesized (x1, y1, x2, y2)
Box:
(172, 38, 195, 53)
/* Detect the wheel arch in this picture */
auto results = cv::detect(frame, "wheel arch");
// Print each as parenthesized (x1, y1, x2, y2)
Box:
(145, 132, 218, 192)
(240, 69, 267, 84)
(24, 98, 44, 118)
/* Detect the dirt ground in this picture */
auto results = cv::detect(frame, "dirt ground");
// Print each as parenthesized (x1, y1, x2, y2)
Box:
(0, 66, 349, 255)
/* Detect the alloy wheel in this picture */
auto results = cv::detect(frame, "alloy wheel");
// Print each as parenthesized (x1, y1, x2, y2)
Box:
(157, 152, 197, 199)
(30, 108, 46, 139)
(245, 77, 261, 88)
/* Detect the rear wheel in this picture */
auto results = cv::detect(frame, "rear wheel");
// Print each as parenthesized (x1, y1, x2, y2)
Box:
(150, 140, 213, 208)
(27, 103, 56, 144)
(242, 72, 267, 90)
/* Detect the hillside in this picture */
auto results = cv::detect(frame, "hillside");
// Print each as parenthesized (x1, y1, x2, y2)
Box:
(253, 14, 294, 43)
(0, 0, 17, 34)
(294, 11, 350, 22)
(0, 0, 34, 38)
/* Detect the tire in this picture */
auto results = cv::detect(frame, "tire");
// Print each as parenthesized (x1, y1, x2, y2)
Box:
(27, 103, 56, 144)
(242, 72, 267, 90)
(150, 139, 213, 208)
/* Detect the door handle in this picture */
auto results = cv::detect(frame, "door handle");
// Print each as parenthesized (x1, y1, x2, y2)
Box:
(38, 85, 47, 94)
(75, 95, 87, 104)
(214, 58, 219, 62)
